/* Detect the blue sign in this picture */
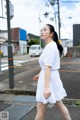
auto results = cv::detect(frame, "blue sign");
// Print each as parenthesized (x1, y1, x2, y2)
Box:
(19, 29, 27, 41)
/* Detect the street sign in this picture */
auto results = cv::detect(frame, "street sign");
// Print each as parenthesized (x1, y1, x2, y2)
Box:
(0, 0, 14, 19)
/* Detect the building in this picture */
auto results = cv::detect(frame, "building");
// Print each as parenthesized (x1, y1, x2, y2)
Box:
(11, 27, 27, 54)
(0, 28, 28, 56)
(0, 30, 9, 56)
(73, 24, 80, 46)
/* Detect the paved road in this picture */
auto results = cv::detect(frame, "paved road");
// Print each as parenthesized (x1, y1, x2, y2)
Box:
(60, 57, 80, 99)
(0, 56, 80, 99)
(0, 56, 80, 120)
(1, 54, 38, 71)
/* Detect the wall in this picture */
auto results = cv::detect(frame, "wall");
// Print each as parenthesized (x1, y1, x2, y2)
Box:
(0, 43, 14, 56)
(66, 47, 80, 57)
(63, 47, 68, 56)
(11, 28, 19, 41)
(19, 40, 27, 54)
(0, 31, 8, 39)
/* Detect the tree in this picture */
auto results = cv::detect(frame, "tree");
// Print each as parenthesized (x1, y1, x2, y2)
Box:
(28, 33, 45, 48)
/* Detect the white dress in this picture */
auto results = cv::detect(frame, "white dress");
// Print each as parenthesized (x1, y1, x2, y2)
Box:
(36, 41, 67, 104)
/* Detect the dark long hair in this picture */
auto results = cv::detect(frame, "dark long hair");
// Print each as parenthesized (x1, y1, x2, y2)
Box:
(46, 24, 63, 55)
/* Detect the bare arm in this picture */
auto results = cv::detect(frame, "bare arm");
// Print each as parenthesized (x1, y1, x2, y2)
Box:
(44, 66, 51, 99)
(44, 66, 51, 88)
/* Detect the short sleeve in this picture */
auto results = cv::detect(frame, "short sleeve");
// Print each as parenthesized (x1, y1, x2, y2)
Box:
(43, 45, 56, 67)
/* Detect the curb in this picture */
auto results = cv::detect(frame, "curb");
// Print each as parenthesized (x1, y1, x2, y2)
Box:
(0, 89, 80, 106)
(0, 89, 36, 96)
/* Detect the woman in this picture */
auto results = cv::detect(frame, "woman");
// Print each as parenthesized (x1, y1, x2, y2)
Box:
(33, 24, 71, 120)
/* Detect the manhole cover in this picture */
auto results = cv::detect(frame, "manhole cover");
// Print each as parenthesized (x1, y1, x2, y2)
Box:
(4, 104, 35, 120)
(2, 96, 36, 120)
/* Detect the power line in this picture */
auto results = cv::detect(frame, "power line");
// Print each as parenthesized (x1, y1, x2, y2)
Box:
(60, 19, 72, 36)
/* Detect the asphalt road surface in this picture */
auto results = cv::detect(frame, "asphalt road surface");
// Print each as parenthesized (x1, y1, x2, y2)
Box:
(0, 57, 80, 99)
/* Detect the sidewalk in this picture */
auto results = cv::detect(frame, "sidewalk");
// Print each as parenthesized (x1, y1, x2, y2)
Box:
(0, 94, 80, 120)
(2, 54, 37, 60)
(23, 104, 80, 120)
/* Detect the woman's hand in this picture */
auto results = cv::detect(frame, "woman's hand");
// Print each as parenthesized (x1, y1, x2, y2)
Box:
(33, 74, 39, 81)
(44, 88, 51, 99)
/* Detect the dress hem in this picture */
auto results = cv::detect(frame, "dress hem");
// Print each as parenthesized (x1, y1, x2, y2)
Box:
(36, 95, 67, 104)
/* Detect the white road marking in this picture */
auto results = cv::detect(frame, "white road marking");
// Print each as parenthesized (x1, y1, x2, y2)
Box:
(1, 58, 38, 71)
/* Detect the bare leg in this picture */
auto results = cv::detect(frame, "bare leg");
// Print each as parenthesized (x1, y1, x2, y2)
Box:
(55, 100, 72, 120)
(35, 102, 47, 120)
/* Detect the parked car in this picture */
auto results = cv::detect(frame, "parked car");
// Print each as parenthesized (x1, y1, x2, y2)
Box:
(29, 45, 42, 57)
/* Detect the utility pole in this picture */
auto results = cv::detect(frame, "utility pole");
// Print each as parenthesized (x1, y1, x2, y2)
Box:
(6, 0, 14, 89)
(48, 0, 61, 39)
(57, 0, 61, 39)
(39, 12, 42, 47)
(0, 45, 1, 74)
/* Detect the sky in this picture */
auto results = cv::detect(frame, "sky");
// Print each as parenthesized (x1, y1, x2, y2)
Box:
(0, 0, 80, 39)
